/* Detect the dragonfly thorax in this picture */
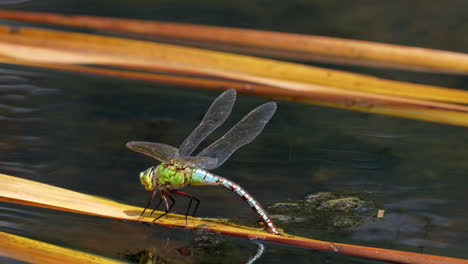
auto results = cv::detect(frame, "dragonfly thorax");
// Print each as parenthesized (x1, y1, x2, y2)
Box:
(139, 162, 194, 191)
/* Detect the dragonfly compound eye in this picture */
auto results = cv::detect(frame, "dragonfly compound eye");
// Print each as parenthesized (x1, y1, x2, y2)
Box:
(139, 166, 156, 191)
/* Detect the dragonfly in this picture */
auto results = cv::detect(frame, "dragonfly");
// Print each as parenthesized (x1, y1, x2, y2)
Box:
(126, 88, 280, 235)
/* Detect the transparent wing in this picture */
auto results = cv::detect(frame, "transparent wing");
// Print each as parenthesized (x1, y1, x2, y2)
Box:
(178, 88, 236, 157)
(196, 102, 277, 170)
(172, 156, 218, 170)
(126, 141, 178, 163)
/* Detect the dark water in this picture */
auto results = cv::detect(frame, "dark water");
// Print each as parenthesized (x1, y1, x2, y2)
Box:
(1, 1, 468, 263)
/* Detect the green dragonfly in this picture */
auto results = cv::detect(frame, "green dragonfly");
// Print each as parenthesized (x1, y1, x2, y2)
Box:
(126, 89, 280, 234)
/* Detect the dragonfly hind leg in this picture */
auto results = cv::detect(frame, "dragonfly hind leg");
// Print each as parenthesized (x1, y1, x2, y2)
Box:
(169, 190, 200, 221)
(152, 191, 175, 223)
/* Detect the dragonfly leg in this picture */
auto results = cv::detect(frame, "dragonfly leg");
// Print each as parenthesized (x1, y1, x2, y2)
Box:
(152, 191, 175, 223)
(139, 190, 156, 220)
(150, 198, 163, 216)
(169, 190, 200, 220)
(191, 197, 200, 217)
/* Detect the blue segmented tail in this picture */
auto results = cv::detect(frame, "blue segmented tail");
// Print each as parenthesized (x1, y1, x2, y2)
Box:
(189, 168, 280, 234)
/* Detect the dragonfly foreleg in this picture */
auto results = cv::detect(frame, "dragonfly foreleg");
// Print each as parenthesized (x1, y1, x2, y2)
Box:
(152, 191, 175, 223)
(139, 190, 156, 220)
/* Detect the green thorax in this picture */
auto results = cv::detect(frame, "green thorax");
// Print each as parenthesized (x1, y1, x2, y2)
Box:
(156, 162, 194, 187)
(139, 161, 195, 191)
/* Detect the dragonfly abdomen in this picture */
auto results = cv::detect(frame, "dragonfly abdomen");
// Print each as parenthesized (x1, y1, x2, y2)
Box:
(189, 168, 280, 235)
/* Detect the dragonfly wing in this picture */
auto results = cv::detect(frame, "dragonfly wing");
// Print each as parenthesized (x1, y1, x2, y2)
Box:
(126, 141, 178, 162)
(196, 102, 276, 170)
(178, 89, 236, 157)
(172, 156, 218, 170)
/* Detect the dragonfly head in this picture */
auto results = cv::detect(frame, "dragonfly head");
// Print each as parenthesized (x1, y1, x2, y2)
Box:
(139, 166, 156, 191)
